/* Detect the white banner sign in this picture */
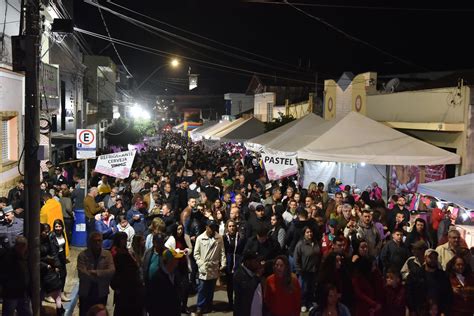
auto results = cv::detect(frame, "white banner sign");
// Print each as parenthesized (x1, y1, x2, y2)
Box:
(261, 152, 298, 180)
(95, 150, 136, 179)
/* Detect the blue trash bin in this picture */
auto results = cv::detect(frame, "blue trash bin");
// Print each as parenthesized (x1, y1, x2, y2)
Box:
(72, 209, 87, 247)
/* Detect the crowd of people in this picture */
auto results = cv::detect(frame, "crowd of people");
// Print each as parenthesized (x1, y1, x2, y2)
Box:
(1, 132, 474, 316)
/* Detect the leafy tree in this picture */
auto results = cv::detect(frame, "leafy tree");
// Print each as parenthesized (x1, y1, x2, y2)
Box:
(105, 118, 141, 148)
(135, 120, 156, 137)
(264, 112, 295, 132)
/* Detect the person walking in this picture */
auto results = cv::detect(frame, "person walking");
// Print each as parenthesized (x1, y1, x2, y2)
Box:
(193, 220, 226, 314)
(77, 232, 115, 316)
(223, 219, 246, 310)
(40, 223, 64, 315)
(264, 255, 301, 316)
(294, 226, 321, 312)
(110, 233, 144, 316)
(233, 251, 264, 316)
(147, 248, 183, 316)
(0, 236, 32, 316)
(49, 219, 70, 302)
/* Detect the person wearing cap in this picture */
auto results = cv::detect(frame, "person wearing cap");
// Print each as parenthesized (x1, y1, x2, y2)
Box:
(193, 219, 226, 314)
(436, 228, 462, 270)
(147, 248, 183, 316)
(0, 205, 24, 248)
(233, 251, 264, 316)
(400, 240, 428, 280)
(7, 179, 24, 217)
(406, 248, 453, 315)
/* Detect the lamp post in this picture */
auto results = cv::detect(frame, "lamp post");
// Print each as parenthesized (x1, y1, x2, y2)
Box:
(135, 58, 180, 91)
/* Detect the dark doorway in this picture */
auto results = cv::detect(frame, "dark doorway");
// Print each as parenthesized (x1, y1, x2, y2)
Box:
(61, 80, 66, 131)
(441, 147, 457, 179)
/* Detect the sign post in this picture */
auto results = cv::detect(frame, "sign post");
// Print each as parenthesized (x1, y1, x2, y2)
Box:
(76, 129, 97, 194)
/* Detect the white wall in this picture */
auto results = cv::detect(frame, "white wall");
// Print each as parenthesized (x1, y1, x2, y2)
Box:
(0, 69, 25, 182)
(254, 92, 276, 122)
(224, 93, 254, 116)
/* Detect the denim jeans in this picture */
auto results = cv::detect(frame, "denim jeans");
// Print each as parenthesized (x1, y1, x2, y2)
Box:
(299, 272, 316, 308)
(2, 297, 33, 316)
(196, 279, 217, 309)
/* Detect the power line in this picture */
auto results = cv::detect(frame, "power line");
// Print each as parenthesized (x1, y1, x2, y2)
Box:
(106, 0, 312, 72)
(97, 6, 133, 78)
(86, 0, 317, 77)
(283, 0, 428, 71)
(246, 1, 474, 12)
(75, 27, 318, 85)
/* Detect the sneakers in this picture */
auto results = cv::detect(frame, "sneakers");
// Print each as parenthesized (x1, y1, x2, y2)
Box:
(44, 296, 55, 303)
(301, 306, 308, 313)
(60, 293, 71, 302)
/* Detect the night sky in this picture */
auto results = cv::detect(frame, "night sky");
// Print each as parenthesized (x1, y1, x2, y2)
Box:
(73, 0, 474, 94)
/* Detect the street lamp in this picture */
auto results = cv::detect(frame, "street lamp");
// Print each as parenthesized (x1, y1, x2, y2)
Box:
(171, 58, 179, 68)
(135, 58, 180, 91)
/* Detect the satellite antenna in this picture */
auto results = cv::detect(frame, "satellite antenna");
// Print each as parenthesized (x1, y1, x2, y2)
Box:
(383, 78, 400, 93)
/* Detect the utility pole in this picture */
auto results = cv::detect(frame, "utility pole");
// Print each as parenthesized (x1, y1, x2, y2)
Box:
(23, 0, 41, 315)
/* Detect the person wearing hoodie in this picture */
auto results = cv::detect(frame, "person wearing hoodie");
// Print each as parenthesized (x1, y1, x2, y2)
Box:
(356, 209, 382, 257)
(126, 198, 147, 235)
(116, 214, 135, 249)
(95, 208, 117, 250)
(245, 204, 270, 239)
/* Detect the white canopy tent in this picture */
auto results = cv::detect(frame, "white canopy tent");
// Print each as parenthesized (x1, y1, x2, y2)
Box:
(245, 115, 302, 151)
(215, 117, 265, 143)
(189, 121, 219, 142)
(206, 118, 246, 140)
(297, 112, 460, 166)
(418, 173, 474, 209)
(245, 113, 329, 153)
(193, 119, 236, 140)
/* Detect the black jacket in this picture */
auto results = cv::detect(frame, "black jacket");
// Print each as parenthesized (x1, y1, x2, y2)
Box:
(286, 219, 318, 255)
(380, 240, 411, 273)
(233, 264, 262, 316)
(223, 233, 246, 274)
(406, 266, 453, 314)
(203, 185, 220, 203)
(0, 248, 30, 298)
(244, 236, 280, 276)
(147, 266, 181, 316)
(245, 214, 270, 239)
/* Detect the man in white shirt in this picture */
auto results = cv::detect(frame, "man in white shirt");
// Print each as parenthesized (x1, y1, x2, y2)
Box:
(435, 228, 461, 270)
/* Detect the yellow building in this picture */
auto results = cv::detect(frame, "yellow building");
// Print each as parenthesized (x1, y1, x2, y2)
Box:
(323, 71, 473, 175)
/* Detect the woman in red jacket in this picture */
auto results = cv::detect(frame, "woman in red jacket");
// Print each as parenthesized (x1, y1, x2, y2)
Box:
(351, 256, 384, 316)
(446, 255, 474, 316)
(264, 255, 301, 316)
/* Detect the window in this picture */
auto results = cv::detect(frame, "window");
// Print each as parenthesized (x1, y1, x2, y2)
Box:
(0, 112, 19, 171)
(1, 120, 8, 163)
(266, 102, 273, 122)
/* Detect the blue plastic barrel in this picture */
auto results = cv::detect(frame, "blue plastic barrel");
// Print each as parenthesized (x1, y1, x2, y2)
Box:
(71, 209, 87, 247)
